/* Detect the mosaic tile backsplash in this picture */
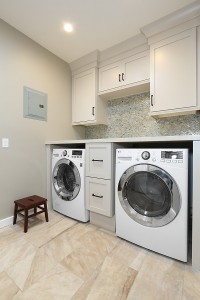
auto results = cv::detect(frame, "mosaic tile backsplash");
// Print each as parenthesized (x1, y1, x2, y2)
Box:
(85, 92, 200, 139)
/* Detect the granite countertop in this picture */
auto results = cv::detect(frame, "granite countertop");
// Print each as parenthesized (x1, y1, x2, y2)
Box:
(45, 135, 200, 145)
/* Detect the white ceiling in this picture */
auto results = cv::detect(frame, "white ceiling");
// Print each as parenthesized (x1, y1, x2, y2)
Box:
(0, 0, 197, 63)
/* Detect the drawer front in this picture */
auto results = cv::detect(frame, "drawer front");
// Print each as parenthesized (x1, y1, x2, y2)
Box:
(86, 177, 114, 217)
(86, 143, 112, 179)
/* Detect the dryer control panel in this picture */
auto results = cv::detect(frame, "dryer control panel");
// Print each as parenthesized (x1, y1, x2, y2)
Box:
(116, 148, 188, 168)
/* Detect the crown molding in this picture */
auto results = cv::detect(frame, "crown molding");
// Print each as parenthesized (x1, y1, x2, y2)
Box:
(70, 50, 99, 74)
(141, 1, 200, 39)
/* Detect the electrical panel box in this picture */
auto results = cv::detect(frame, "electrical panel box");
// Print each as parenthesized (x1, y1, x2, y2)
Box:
(23, 86, 48, 121)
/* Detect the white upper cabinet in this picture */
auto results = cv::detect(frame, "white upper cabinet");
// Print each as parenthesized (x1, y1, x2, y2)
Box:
(72, 68, 95, 124)
(72, 67, 106, 125)
(98, 51, 150, 97)
(150, 28, 197, 116)
(122, 53, 150, 86)
(99, 62, 121, 92)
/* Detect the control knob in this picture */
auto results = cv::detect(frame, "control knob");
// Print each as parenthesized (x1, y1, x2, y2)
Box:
(63, 150, 67, 156)
(141, 151, 150, 160)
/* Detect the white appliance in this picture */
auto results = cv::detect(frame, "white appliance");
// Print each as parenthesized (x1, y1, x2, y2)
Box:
(115, 148, 188, 262)
(52, 148, 89, 222)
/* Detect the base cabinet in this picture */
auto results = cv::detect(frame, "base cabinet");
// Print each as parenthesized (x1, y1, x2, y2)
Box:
(86, 177, 113, 217)
(86, 142, 116, 218)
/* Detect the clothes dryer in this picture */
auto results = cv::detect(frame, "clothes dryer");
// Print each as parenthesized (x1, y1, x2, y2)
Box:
(115, 148, 188, 262)
(52, 148, 89, 222)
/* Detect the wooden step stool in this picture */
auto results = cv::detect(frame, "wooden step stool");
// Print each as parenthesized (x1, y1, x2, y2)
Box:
(13, 195, 49, 233)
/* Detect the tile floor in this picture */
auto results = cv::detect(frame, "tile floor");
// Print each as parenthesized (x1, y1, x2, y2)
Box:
(0, 210, 200, 300)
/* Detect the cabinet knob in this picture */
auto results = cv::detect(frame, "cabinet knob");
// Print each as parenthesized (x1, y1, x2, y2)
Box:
(122, 73, 125, 81)
(119, 74, 121, 82)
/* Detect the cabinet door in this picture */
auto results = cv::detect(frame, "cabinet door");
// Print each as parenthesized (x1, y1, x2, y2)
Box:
(72, 68, 95, 123)
(99, 62, 121, 92)
(86, 177, 113, 217)
(86, 143, 111, 179)
(122, 52, 150, 86)
(150, 28, 196, 113)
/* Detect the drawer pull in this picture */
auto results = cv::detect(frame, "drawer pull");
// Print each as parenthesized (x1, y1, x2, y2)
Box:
(92, 159, 103, 162)
(151, 95, 154, 106)
(92, 193, 103, 198)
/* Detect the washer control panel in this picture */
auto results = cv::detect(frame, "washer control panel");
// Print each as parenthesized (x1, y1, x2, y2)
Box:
(53, 149, 84, 160)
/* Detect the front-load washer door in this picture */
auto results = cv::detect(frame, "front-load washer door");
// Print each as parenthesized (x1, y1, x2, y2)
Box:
(53, 158, 81, 201)
(118, 164, 181, 227)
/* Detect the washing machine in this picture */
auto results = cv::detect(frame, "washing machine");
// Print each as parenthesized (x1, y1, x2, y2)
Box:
(52, 148, 89, 222)
(115, 148, 188, 262)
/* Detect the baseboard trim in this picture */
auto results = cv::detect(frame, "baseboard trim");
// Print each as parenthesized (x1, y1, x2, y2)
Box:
(0, 216, 13, 229)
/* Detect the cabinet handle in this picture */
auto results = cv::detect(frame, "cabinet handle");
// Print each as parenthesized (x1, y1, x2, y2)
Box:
(119, 74, 121, 82)
(92, 106, 95, 116)
(122, 73, 125, 81)
(151, 95, 154, 106)
(92, 159, 103, 162)
(92, 193, 103, 198)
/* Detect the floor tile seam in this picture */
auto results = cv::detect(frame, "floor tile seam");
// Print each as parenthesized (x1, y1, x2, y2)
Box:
(0, 236, 26, 251)
(21, 259, 60, 292)
(107, 250, 140, 275)
(128, 254, 186, 299)
(121, 268, 138, 300)
(60, 249, 109, 284)
(21, 262, 84, 294)
(3, 270, 21, 294)
(0, 236, 35, 265)
(16, 250, 45, 292)
(71, 267, 102, 299)
(106, 238, 124, 258)
(23, 217, 69, 235)
(37, 221, 78, 248)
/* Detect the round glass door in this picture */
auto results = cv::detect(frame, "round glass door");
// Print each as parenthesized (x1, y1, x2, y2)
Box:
(53, 158, 81, 201)
(118, 164, 181, 227)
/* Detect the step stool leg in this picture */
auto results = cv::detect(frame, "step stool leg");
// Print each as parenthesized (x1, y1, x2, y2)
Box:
(13, 203, 18, 225)
(44, 202, 49, 222)
(24, 209, 28, 233)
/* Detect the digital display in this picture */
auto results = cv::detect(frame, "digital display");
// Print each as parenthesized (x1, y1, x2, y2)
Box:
(72, 150, 82, 156)
(161, 151, 183, 159)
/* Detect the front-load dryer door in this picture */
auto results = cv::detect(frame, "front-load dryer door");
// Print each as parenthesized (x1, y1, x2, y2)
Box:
(53, 158, 81, 201)
(118, 164, 181, 227)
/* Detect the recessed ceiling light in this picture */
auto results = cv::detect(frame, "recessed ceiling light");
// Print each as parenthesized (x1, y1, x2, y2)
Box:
(64, 23, 73, 33)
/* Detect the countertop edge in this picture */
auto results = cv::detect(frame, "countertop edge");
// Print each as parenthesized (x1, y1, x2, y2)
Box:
(45, 135, 200, 145)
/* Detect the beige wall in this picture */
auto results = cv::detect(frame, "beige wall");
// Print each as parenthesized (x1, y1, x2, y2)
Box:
(0, 19, 85, 220)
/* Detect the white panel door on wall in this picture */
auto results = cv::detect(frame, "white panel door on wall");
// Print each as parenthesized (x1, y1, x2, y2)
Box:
(150, 28, 196, 113)
(72, 68, 95, 123)
(99, 62, 121, 92)
(122, 52, 150, 85)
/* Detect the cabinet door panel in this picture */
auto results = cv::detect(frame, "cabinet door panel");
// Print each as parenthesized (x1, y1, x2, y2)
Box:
(122, 52, 150, 85)
(86, 177, 113, 217)
(86, 143, 111, 179)
(72, 69, 95, 123)
(99, 62, 121, 92)
(151, 28, 196, 112)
